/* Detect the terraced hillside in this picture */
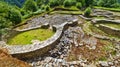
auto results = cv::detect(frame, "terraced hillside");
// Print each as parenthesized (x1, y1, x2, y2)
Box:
(0, 0, 120, 67)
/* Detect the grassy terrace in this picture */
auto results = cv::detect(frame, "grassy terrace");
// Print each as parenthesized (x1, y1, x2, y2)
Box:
(96, 23, 120, 29)
(102, 23, 120, 29)
(82, 21, 107, 36)
(94, 6, 120, 12)
(50, 11, 83, 15)
(7, 29, 55, 45)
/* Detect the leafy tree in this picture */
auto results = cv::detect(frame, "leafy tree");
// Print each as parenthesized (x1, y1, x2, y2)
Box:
(76, 2, 82, 9)
(84, 7, 92, 17)
(36, 0, 44, 8)
(8, 9, 22, 25)
(97, 0, 104, 7)
(46, 5, 50, 11)
(50, 0, 59, 7)
(76, 0, 85, 6)
(58, 0, 64, 5)
(85, 0, 94, 7)
(0, 16, 12, 38)
(97, 0, 119, 8)
(111, 3, 120, 8)
(0, 16, 12, 28)
(23, 0, 37, 12)
(64, 0, 77, 7)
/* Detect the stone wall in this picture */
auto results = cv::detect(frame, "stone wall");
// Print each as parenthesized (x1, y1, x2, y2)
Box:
(92, 19, 120, 24)
(4, 19, 78, 59)
(2, 23, 50, 43)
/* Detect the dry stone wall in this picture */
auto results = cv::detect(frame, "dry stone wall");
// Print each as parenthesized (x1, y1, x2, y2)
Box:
(4, 19, 78, 59)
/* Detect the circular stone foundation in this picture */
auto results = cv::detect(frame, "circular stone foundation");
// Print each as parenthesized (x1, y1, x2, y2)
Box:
(7, 28, 55, 45)
(1, 17, 78, 59)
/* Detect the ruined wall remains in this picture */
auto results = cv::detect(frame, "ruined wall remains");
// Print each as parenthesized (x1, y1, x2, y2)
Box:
(4, 19, 78, 59)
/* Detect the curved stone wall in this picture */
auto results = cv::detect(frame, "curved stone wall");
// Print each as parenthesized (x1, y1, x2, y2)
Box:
(2, 23, 50, 43)
(4, 19, 78, 59)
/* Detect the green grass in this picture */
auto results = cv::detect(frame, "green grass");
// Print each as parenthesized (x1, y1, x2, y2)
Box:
(90, 24, 107, 36)
(82, 22, 107, 36)
(7, 29, 55, 45)
(99, 56, 107, 61)
(94, 6, 120, 12)
(102, 41, 116, 56)
(54, 6, 79, 11)
(103, 23, 120, 29)
(50, 11, 83, 15)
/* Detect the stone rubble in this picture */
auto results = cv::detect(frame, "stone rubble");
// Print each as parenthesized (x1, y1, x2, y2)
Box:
(26, 26, 120, 67)
(0, 13, 120, 67)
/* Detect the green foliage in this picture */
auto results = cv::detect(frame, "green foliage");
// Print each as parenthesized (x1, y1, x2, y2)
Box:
(111, 3, 120, 8)
(84, 7, 92, 17)
(0, 2, 21, 25)
(0, 1, 22, 37)
(8, 9, 22, 25)
(85, 0, 94, 7)
(41, 5, 46, 10)
(97, 0, 119, 8)
(23, 0, 37, 12)
(36, 0, 44, 8)
(0, 16, 12, 28)
(76, 0, 85, 6)
(46, 5, 50, 11)
(50, 0, 59, 7)
(64, 0, 77, 7)
(58, 0, 64, 5)
(94, 6, 120, 12)
(76, 2, 82, 9)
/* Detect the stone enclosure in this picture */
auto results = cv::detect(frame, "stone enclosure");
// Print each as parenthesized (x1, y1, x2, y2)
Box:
(1, 14, 78, 59)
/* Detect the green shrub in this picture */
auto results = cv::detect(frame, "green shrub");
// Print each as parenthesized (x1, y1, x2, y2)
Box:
(9, 9, 22, 25)
(97, 0, 119, 8)
(22, 13, 33, 19)
(84, 7, 92, 17)
(58, 0, 64, 5)
(50, 0, 59, 7)
(64, 0, 77, 7)
(41, 5, 46, 10)
(46, 5, 50, 11)
(0, 16, 12, 28)
(76, 2, 82, 9)
(85, 0, 94, 7)
(36, 0, 44, 8)
(0, 2, 22, 25)
(23, 0, 37, 12)
(111, 3, 120, 8)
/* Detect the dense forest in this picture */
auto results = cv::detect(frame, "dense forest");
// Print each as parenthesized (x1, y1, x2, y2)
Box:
(0, 0, 120, 37)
